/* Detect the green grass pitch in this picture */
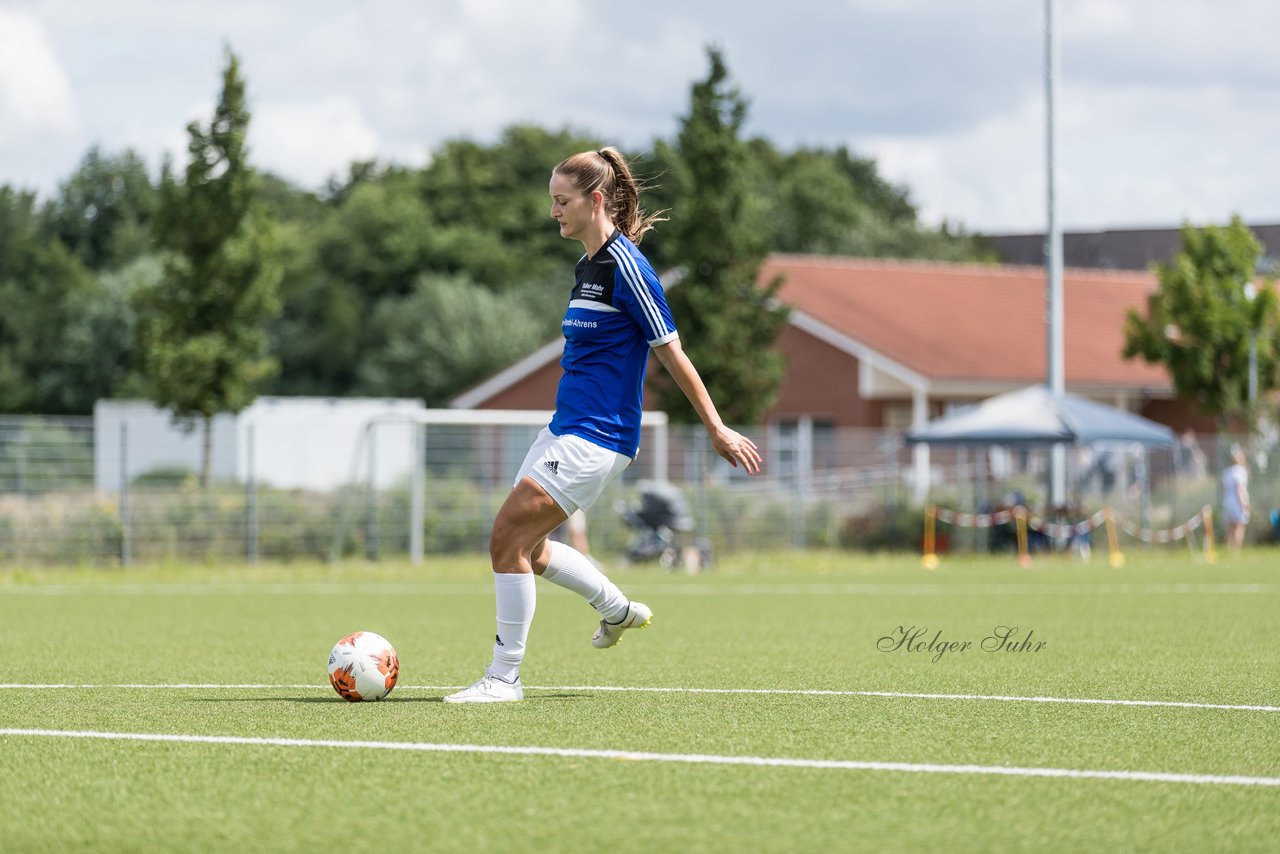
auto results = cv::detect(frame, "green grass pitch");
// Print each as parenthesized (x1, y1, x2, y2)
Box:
(1, 550, 1277, 852)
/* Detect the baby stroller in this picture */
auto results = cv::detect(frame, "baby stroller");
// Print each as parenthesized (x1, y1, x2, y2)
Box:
(615, 480, 715, 571)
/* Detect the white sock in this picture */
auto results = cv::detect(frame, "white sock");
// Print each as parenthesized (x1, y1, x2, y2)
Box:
(540, 541, 629, 622)
(489, 572, 535, 683)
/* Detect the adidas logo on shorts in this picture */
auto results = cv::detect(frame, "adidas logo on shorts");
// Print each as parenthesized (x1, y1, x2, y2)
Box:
(544, 460, 560, 476)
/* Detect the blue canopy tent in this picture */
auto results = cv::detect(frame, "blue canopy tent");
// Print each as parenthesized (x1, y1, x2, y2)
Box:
(905, 385, 1175, 447)
(905, 387, 1177, 554)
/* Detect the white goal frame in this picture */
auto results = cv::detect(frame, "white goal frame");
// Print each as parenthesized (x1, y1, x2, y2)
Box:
(338, 409, 669, 564)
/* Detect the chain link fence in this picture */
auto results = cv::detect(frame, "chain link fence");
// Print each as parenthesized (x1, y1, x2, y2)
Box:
(0, 413, 1272, 567)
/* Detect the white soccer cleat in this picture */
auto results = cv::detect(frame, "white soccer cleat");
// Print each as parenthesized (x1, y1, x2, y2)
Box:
(442, 671, 524, 703)
(592, 600, 653, 649)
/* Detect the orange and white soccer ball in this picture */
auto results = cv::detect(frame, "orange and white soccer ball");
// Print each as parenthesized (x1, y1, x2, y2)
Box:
(327, 631, 399, 702)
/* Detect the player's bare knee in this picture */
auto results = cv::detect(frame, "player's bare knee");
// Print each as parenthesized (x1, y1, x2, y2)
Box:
(489, 525, 528, 571)
(488, 527, 512, 568)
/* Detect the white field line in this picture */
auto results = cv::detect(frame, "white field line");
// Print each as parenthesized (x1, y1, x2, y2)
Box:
(1, 682, 1276, 713)
(1, 728, 1276, 788)
(0, 582, 1275, 596)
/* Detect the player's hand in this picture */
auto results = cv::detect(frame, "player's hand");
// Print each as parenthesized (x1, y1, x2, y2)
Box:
(711, 426, 762, 474)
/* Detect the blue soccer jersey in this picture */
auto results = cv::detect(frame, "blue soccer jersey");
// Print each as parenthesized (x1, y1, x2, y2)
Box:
(549, 230, 677, 458)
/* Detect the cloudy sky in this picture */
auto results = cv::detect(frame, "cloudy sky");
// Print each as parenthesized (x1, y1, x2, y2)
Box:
(2, 0, 1277, 234)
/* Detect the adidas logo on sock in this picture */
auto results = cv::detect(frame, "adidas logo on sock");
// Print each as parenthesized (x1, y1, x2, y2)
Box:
(495, 634, 505, 647)
(544, 460, 560, 475)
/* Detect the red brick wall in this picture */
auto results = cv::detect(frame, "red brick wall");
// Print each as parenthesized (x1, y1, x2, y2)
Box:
(469, 327, 892, 428)
(470, 359, 561, 410)
(1138, 397, 1218, 435)
(762, 325, 884, 428)
(463, 326, 1212, 441)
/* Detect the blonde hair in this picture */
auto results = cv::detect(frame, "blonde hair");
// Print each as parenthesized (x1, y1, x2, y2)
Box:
(553, 147, 666, 244)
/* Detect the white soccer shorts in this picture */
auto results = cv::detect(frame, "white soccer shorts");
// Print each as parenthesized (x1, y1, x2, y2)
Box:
(515, 427, 632, 516)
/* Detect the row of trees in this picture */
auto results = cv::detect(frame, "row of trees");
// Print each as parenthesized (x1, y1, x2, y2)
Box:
(0, 47, 990, 447)
(5, 41, 1277, 474)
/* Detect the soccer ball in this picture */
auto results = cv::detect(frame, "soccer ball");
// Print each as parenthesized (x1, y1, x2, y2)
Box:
(327, 631, 399, 702)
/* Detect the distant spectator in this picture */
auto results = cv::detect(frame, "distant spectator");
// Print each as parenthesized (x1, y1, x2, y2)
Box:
(1176, 428, 1207, 478)
(1222, 445, 1251, 551)
(1094, 448, 1120, 493)
(1073, 446, 1096, 494)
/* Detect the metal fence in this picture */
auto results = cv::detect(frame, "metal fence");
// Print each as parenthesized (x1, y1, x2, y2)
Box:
(0, 414, 1271, 566)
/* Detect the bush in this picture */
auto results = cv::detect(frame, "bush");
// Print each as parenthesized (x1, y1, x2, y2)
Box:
(131, 466, 198, 489)
(839, 504, 928, 552)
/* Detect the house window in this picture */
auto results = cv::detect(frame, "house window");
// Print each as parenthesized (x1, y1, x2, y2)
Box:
(883, 405, 914, 432)
(769, 417, 836, 473)
(812, 420, 836, 470)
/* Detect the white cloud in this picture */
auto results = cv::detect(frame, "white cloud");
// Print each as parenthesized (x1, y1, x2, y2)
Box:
(863, 74, 1280, 233)
(1062, 0, 1133, 38)
(0, 8, 76, 134)
(3, 0, 1279, 231)
(863, 95, 1047, 231)
(1056, 82, 1280, 229)
(251, 98, 382, 186)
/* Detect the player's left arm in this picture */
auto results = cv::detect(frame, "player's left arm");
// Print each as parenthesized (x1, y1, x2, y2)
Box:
(653, 339, 761, 474)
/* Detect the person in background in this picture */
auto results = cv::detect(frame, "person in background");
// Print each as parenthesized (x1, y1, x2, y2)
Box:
(1176, 428, 1207, 478)
(566, 509, 596, 560)
(1221, 444, 1250, 551)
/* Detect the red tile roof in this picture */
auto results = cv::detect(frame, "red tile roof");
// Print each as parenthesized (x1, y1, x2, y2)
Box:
(760, 254, 1172, 391)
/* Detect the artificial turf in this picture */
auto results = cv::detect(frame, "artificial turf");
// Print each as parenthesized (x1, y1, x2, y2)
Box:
(1, 550, 1277, 852)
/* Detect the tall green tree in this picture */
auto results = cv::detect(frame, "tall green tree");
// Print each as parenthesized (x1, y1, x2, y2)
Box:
(43, 255, 158, 414)
(748, 143, 989, 261)
(133, 48, 282, 484)
(418, 125, 601, 286)
(43, 146, 158, 271)
(0, 187, 96, 413)
(355, 273, 551, 405)
(264, 222, 362, 396)
(317, 171, 431, 302)
(654, 47, 789, 425)
(1123, 217, 1278, 429)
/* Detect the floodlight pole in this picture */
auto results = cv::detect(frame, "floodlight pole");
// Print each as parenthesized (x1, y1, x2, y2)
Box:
(1245, 282, 1259, 413)
(1045, 0, 1067, 507)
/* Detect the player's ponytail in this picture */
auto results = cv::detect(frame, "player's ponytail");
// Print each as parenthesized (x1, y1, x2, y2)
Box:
(554, 147, 667, 244)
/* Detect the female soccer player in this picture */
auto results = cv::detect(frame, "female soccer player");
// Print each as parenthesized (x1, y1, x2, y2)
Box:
(445, 147, 762, 702)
